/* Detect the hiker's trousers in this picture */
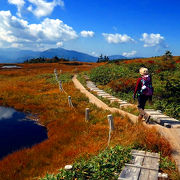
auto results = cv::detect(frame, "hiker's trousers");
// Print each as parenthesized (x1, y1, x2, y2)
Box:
(137, 95, 151, 120)
(137, 95, 149, 110)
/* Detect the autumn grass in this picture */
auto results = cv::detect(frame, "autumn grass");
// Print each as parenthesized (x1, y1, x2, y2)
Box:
(121, 106, 139, 116)
(0, 62, 179, 180)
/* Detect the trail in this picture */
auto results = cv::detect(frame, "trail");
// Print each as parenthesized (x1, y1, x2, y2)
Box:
(72, 75, 138, 123)
(72, 75, 180, 172)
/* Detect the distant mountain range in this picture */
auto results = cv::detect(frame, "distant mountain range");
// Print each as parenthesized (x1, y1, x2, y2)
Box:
(0, 47, 128, 63)
(108, 55, 127, 60)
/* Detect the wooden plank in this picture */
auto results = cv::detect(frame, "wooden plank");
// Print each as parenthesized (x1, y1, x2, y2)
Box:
(139, 152, 159, 180)
(143, 152, 159, 171)
(118, 166, 141, 180)
(119, 151, 145, 179)
(147, 152, 159, 180)
(139, 169, 149, 180)
(150, 152, 160, 159)
(119, 150, 160, 180)
(131, 153, 160, 159)
(125, 164, 158, 171)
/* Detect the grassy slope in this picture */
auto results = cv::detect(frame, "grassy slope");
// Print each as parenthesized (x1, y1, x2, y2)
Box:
(89, 57, 180, 119)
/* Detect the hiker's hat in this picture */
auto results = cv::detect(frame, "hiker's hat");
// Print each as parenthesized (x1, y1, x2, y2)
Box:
(139, 67, 148, 75)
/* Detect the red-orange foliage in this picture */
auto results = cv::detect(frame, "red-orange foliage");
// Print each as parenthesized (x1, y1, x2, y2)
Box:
(111, 116, 172, 156)
(108, 78, 136, 93)
(147, 60, 155, 64)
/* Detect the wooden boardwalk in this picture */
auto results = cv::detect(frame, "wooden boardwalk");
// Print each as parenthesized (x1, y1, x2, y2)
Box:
(118, 150, 160, 180)
(144, 109, 180, 128)
(86, 78, 180, 128)
(73, 75, 180, 173)
(86, 80, 132, 107)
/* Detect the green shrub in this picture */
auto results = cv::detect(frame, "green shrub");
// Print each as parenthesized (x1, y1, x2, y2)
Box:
(59, 72, 73, 83)
(41, 146, 132, 180)
(89, 61, 180, 120)
(160, 156, 176, 170)
(89, 65, 129, 85)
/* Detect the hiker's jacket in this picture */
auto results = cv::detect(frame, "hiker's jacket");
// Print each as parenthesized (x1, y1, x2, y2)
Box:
(134, 74, 153, 97)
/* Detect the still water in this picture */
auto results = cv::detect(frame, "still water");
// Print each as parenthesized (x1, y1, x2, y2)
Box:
(1, 65, 22, 69)
(0, 106, 48, 160)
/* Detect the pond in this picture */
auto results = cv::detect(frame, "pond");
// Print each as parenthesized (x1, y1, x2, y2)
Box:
(0, 106, 48, 160)
(1, 65, 22, 69)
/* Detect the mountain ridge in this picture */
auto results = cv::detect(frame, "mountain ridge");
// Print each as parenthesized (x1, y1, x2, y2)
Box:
(0, 47, 127, 63)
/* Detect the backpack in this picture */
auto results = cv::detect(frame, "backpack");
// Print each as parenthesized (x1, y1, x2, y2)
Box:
(140, 75, 153, 96)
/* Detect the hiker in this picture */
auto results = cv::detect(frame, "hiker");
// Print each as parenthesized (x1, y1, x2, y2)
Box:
(133, 67, 153, 123)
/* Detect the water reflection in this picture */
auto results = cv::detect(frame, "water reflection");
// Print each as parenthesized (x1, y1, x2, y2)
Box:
(0, 106, 48, 160)
(0, 107, 16, 120)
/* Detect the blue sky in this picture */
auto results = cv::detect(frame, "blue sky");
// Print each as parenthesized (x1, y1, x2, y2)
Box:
(0, 0, 180, 57)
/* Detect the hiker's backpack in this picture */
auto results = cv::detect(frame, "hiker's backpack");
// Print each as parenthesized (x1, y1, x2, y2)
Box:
(140, 75, 153, 96)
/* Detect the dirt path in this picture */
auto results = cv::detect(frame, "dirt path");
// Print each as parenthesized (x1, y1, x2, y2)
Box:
(72, 75, 138, 123)
(72, 75, 180, 172)
(156, 125, 180, 171)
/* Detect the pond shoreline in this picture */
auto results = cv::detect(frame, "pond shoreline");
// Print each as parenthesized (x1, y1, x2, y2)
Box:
(0, 106, 48, 160)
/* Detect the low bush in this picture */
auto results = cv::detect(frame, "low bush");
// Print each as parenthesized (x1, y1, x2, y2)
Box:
(108, 78, 136, 93)
(41, 146, 132, 180)
(90, 65, 129, 85)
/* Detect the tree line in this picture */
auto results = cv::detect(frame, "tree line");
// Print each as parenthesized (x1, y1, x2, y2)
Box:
(24, 56, 69, 63)
(97, 54, 110, 63)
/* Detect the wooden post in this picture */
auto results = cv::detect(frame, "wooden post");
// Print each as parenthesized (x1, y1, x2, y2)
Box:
(107, 114, 115, 131)
(107, 114, 114, 146)
(55, 74, 58, 81)
(60, 69, 62, 74)
(68, 96, 73, 107)
(59, 80, 63, 91)
(54, 69, 58, 81)
(85, 108, 89, 121)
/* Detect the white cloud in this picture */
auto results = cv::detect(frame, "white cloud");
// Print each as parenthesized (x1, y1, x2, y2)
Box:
(27, 0, 64, 18)
(27, 5, 33, 11)
(8, 0, 25, 17)
(0, 10, 78, 50)
(122, 50, 137, 57)
(102, 33, 134, 44)
(91, 51, 99, 57)
(56, 41, 63, 47)
(28, 18, 78, 41)
(11, 43, 24, 48)
(0, 11, 18, 43)
(140, 33, 166, 47)
(80, 30, 94, 37)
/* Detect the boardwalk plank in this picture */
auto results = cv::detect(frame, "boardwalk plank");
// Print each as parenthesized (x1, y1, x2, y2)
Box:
(139, 152, 159, 180)
(118, 166, 141, 180)
(119, 151, 145, 179)
(119, 151, 159, 180)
